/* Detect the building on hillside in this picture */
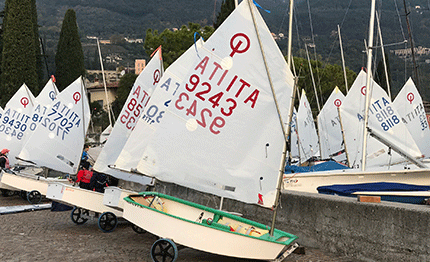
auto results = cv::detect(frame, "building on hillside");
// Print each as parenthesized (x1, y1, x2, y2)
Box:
(85, 69, 120, 110)
(135, 59, 146, 75)
(390, 46, 430, 59)
(85, 59, 147, 110)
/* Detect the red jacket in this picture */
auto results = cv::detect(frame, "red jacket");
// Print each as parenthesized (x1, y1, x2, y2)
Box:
(76, 170, 93, 184)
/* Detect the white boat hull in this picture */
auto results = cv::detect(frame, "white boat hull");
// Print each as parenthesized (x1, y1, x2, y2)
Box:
(0, 172, 18, 191)
(283, 168, 430, 193)
(1, 170, 68, 195)
(46, 183, 133, 216)
(123, 193, 297, 260)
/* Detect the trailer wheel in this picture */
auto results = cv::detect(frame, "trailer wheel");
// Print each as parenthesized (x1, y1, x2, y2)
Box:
(131, 224, 146, 234)
(27, 190, 42, 204)
(98, 212, 118, 233)
(150, 238, 178, 262)
(71, 207, 89, 225)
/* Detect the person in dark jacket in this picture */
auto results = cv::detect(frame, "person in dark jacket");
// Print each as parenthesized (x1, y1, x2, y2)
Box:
(0, 148, 10, 169)
(89, 171, 108, 193)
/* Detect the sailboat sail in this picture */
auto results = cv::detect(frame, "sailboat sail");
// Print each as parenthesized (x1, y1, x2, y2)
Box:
(20, 79, 59, 147)
(340, 70, 421, 169)
(297, 90, 320, 163)
(0, 84, 36, 166)
(393, 78, 430, 158)
(18, 77, 91, 174)
(93, 48, 164, 184)
(114, 39, 205, 173)
(317, 86, 345, 161)
(134, 0, 294, 208)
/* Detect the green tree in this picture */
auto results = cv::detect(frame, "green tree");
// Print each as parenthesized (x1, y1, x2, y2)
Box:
(55, 9, 85, 91)
(293, 56, 356, 117)
(31, 0, 44, 90)
(374, 53, 391, 95)
(111, 73, 138, 119)
(1, 0, 39, 106)
(214, 0, 235, 29)
(144, 23, 214, 69)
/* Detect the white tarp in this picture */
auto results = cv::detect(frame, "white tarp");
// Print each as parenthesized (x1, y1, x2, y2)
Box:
(393, 78, 430, 158)
(135, 0, 294, 208)
(93, 48, 163, 185)
(18, 77, 91, 174)
(317, 86, 346, 162)
(339, 70, 421, 169)
(297, 90, 320, 163)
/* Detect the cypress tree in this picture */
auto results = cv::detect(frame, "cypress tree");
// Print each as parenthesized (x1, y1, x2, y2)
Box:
(55, 9, 85, 91)
(213, 0, 235, 29)
(0, 0, 38, 106)
(31, 0, 44, 91)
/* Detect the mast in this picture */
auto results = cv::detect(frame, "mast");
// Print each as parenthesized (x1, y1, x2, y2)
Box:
(403, 0, 419, 90)
(246, 0, 295, 236)
(361, 0, 376, 171)
(304, 42, 321, 112)
(338, 25, 349, 93)
(287, 0, 294, 67)
(89, 36, 113, 128)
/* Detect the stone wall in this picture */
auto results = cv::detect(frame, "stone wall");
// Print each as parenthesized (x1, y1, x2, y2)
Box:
(154, 181, 430, 262)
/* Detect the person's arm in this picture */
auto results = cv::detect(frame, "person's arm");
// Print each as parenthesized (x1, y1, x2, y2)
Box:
(0, 157, 5, 168)
(75, 170, 83, 183)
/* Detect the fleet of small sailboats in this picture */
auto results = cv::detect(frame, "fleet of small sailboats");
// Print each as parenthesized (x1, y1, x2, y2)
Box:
(1, 0, 430, 261)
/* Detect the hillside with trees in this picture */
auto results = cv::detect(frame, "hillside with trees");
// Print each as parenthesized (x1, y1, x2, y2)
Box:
(0, 0, 429, 101)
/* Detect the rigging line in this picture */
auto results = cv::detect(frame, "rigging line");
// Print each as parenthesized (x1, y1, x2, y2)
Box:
(212, 0, 217, 26)
(394, 0, 408, 82)
(277, 1, 289, 34)
(327, 0, 353, 61)
(306, 0, 323, 107)
(293, 4, 303, 57)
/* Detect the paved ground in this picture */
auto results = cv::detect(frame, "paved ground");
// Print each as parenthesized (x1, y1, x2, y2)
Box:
(0, 194, 358, 262)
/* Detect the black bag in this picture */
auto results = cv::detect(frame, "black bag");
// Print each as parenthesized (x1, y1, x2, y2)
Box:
(90, 172, 107, 193)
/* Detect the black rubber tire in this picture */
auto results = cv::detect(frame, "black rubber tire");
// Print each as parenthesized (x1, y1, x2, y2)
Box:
(150, 238, 178, 262)
(27, 190, 42, 204)
(98, 212, 118, 233)
(70, 207, 89, 225)
(131, 224, 146, 234)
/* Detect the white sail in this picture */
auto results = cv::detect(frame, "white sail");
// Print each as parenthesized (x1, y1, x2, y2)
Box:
(35, 78, 59, 106)
(99, 124, 112, 144)
(93, 48, 164, 185)
(393, 78, 430, 158)
(0, 84, 36, 166)
(19, 79, 60, 147)
(297, 90, 320, 163)
(135, 0, 294, 208)
(114, 39, 205, 173)
(18, 77, 91, 174)
(317, 86, 345, 161)
(339, 70, 421, 169)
